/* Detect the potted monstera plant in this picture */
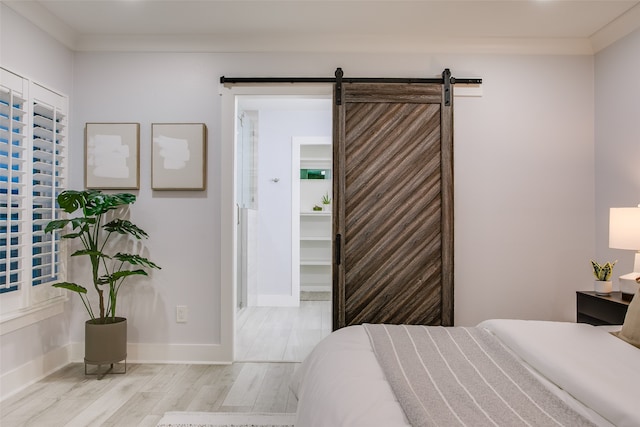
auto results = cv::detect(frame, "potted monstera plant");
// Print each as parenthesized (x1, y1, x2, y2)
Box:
(45, 190, 160, 376)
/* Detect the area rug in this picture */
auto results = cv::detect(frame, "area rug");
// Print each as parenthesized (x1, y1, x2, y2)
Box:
(156, 411, 296, 427)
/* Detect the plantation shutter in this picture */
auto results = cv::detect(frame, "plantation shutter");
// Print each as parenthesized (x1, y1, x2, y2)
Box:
(0, 70, 27, 303)
(0, 68, 67, 313)
(31, 83, 67, 298)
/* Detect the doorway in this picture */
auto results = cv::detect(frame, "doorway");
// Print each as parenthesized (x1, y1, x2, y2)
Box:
(226, 87, 334, 362)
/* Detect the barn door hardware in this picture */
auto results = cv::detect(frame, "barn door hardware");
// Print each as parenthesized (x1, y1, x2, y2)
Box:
(220, 68, 481, 107)
(334, 234, 342, 266)
(335, 68, 344, 106)
(443, 68, 452, 106)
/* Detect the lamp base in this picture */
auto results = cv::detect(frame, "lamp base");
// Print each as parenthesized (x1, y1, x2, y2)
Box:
(619, 272, 640, 300)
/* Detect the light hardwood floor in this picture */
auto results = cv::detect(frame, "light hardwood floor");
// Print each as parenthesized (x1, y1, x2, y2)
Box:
(0, 362, 298, 427)
(235, 300, 331, 362)
(1, 301, 331, 426)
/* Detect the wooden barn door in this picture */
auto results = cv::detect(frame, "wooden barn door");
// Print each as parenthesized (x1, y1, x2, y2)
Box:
(333, 82, 453, 329)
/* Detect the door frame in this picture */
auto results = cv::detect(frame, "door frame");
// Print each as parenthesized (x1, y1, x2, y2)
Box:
(220, 84, 333, 361)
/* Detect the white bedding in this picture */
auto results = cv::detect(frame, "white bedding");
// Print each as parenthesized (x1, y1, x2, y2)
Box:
(480, 320, 640, 427)
(292, 325, 411, 427)
(291, 320, 640, 427)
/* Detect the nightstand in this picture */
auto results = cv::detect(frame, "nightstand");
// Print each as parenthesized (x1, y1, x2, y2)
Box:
(576, 291, 630, 326)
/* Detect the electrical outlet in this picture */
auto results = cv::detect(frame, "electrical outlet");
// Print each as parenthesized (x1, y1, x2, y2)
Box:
(176, 305, 188, 323)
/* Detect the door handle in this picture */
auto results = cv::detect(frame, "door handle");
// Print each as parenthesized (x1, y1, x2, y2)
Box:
(335, 233, 342, 266)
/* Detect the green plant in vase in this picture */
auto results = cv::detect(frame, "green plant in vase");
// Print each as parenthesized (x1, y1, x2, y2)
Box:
(45, 190, 161, 323)
(591, 259, 616, 296)
(591, 260, 617, 281)
(321, 192, 331, 211)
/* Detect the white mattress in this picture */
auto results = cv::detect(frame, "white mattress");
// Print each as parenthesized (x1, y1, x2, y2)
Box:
(291, 320, 640, 427)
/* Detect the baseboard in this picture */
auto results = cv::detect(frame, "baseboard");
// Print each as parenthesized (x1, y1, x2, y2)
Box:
(0, 344, 72, 401)
(255, 294, 299, 307)
(69, 341, 233, 365)
(300, 291, 331, 301)
(300, 285, 331, 293)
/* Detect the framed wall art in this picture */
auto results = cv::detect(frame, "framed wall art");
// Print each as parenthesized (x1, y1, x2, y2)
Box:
(151, 123, 207, 190)
(85, 122, 140, 189)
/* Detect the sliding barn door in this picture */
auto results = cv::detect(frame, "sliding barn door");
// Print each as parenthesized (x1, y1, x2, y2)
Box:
(333, 83, 453, 329)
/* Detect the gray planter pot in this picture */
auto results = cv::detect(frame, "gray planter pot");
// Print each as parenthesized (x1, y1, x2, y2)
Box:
(85, 317, 127, 365)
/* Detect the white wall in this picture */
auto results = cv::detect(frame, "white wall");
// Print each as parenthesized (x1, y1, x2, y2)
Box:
(256, 109, 331, 301)
(2, 1, 610, 378)
(0, 4, 73, 94)
(71, 53, 222, 346)
(0, 3, 74, 384)
(452, 54, 595, 323)
(594, 28, 640, 283)
(71, 52, 596, 336)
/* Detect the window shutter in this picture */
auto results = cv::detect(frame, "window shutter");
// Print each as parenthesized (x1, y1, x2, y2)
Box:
(1, 68, 67, 313)
(30, 83, 67, 305)
(32, 98, 65, 287)
(0, 72, 27, 298)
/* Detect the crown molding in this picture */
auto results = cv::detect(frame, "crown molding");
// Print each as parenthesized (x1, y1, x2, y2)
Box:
(4, 1, 78, 49)
(6, 0, 639, 56)
(590, 2, 640, 52)
(72, 33, 596, 55)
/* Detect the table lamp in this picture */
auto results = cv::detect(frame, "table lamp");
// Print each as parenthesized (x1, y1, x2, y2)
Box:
(609, 205, 640, 299)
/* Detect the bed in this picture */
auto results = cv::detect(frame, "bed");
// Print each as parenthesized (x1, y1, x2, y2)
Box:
(291, 316, 639, 426)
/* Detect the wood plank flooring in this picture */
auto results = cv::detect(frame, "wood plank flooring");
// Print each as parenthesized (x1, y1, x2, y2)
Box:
(0, 362, 298, 427)
(235, 301, 331, 362)
(1, 301, 331, 426)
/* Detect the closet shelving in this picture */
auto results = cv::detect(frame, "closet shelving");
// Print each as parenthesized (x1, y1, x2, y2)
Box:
(299, 144, 332, 293)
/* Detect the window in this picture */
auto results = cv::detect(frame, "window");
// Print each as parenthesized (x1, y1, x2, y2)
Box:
(1, 67, 67, 325)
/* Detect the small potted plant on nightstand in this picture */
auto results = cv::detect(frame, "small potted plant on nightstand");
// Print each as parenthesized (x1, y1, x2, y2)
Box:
(591, 260, 617, 296)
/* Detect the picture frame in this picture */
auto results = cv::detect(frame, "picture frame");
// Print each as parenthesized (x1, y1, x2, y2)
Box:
(151, 123, 207, 190)
(85, 122, 140, 189)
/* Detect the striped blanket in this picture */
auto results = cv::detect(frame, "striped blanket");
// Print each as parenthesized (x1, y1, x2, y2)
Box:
(363, 324, 597, 427)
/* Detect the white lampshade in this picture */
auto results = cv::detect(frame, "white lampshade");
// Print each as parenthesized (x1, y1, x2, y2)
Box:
(609, 207, 640, 250)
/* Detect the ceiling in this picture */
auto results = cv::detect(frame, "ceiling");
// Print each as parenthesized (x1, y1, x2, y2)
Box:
(4, 0, 640, 54)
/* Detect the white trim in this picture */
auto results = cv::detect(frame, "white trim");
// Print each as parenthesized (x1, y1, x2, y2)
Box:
(125, 342, 232, 364)
(75, 34, 595, 56)
(6, 0, 640, 55)
(2, 1, 78, 50)
(590, 2, 640, 53)
(255, 294, 300, 307)
(66, 342, 232, 365)
(0, 297, 66, 335)
(300, 285, 332, 293)
(1, 67, 68, 327)
(221, 84, 333, 361)
(292, 141, 301, 308)
(454, 84, 483, 98)
(220, 85, 237, 363)
(0, 343, 71, 401)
